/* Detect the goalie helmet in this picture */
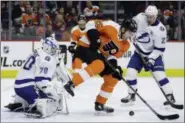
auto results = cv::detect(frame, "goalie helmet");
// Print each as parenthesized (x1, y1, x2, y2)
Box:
(42, 37, 58, 56)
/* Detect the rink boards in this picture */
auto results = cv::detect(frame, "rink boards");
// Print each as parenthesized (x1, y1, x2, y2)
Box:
(1, 41, 184, 78)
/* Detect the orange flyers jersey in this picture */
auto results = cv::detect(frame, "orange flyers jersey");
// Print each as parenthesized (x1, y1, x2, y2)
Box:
(79, 19, 130, 58)
(33, 14, 51, 25)
(70, 25, 87, 45)
(21, 13, 35, 26)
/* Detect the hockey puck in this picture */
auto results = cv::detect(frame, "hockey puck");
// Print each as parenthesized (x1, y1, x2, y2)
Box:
(129, 111, 134, 116)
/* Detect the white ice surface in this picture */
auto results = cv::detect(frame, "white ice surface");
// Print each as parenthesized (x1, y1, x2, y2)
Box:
(1, 77, 184, 122)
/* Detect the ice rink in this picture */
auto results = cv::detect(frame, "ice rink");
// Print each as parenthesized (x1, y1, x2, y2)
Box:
(1, 77, 184, 122)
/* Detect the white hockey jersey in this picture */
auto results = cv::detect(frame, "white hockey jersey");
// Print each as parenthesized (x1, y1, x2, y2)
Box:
(15, 48, 57, 88)
(133, 13, 167, 60)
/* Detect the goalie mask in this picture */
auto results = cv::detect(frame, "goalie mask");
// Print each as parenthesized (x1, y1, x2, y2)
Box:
(42, 37, 58, 56)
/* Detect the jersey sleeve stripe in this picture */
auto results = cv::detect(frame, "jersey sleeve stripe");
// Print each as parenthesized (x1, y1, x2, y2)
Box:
(154, 47, 165, 52)
(134, 43, 152, 55)
(15, 79, 35, 85)
(35, 77, 51, 82)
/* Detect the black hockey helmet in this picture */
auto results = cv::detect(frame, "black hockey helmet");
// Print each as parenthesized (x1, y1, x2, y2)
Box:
(121, 18, 137, 32)
(78, 14, 87, 21)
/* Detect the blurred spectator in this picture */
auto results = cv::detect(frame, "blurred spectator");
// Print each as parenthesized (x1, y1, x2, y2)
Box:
(182, 7, 185, 40)
(45, 24, 53, 37)
(83, 1, 100, 19)
(52, 13, 66, 41)
(36, 24, 45, 38)
(1, 1, 184, 41)
(21, 4, 36, 36)
(46, 1, 58, 13)
(34, 8, 51, 26)
(12, 2, 22, 27)
(21, 4, 35, 27)
(163, 9, 176, 40)
(65, 7, 78, 28)
(19, 1, 30, 13)
(61, 27, 71, 41)
(1, 2, 9, 30)
(158, 9, 165, 24)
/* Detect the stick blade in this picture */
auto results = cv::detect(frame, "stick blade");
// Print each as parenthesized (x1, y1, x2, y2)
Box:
(157, 114, 179, 120)
(171, 104, 184, 110)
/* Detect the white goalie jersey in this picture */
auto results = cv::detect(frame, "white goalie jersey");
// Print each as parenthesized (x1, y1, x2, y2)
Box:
(15, 48, 57, 87)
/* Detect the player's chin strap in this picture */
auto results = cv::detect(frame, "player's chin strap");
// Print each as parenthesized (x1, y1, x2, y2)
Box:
(97, 50, 179, 120)
(133, 43, 183, 110)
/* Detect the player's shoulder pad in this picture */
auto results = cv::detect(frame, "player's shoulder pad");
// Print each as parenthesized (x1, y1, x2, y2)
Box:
(150, 21, 166, 37)
(86, 20, 96, 31)
(71, 25, 79, 33)
(103, 20, 120, 32)
(133, 12, 145, 21)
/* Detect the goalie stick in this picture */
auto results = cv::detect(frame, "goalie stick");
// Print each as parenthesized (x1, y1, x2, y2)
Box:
(55, 66, 70, 115)
(98, 51, 179, 120)
(134, 44, 183, 110)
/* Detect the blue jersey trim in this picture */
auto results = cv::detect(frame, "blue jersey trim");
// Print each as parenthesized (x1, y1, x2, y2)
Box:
(35, 77, 51, 82)
(137, 32, 150, 44)
(15, 79, 35, 85)
(15, 77, 51, 84)
(154, 47, 165, 52)
(127, 80, 137, 85)
(134, 43, 151, 55)
(151, 20, 160, 26)
(159, 78, 169, 86)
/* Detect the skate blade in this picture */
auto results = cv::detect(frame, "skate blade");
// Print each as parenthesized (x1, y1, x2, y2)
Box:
(163, 104, 177, 111)
(94, 111, 113, 116)
(57, 108, 63, 111)
(24, 112, 42, 118)
(121, 101, 135, 106)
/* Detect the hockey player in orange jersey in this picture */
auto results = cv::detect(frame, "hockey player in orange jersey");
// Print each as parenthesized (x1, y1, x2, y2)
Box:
(68, 15, 87, 71)
(64, 18, 137, 115)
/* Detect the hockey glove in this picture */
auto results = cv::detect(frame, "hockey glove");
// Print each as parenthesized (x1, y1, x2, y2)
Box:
(103, 41, 119, 55)
(87, 29, 101, 51)
(108, 59, 123, 80)
(68, 42, 77, 54)
(145, 58, 155, 71)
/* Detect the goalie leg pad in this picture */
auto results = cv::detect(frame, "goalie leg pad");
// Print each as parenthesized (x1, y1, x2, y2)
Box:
(55, 64, 72, 83)
(35, 98, 58, 118)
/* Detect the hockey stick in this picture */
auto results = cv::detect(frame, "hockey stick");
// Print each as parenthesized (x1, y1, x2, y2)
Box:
(100, 53, 179, 120)
(55, 71, 69, 115)
(134, 44, 183, 110)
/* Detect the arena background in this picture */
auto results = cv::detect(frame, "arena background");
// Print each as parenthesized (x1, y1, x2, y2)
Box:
(1, 1, 185, 78)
